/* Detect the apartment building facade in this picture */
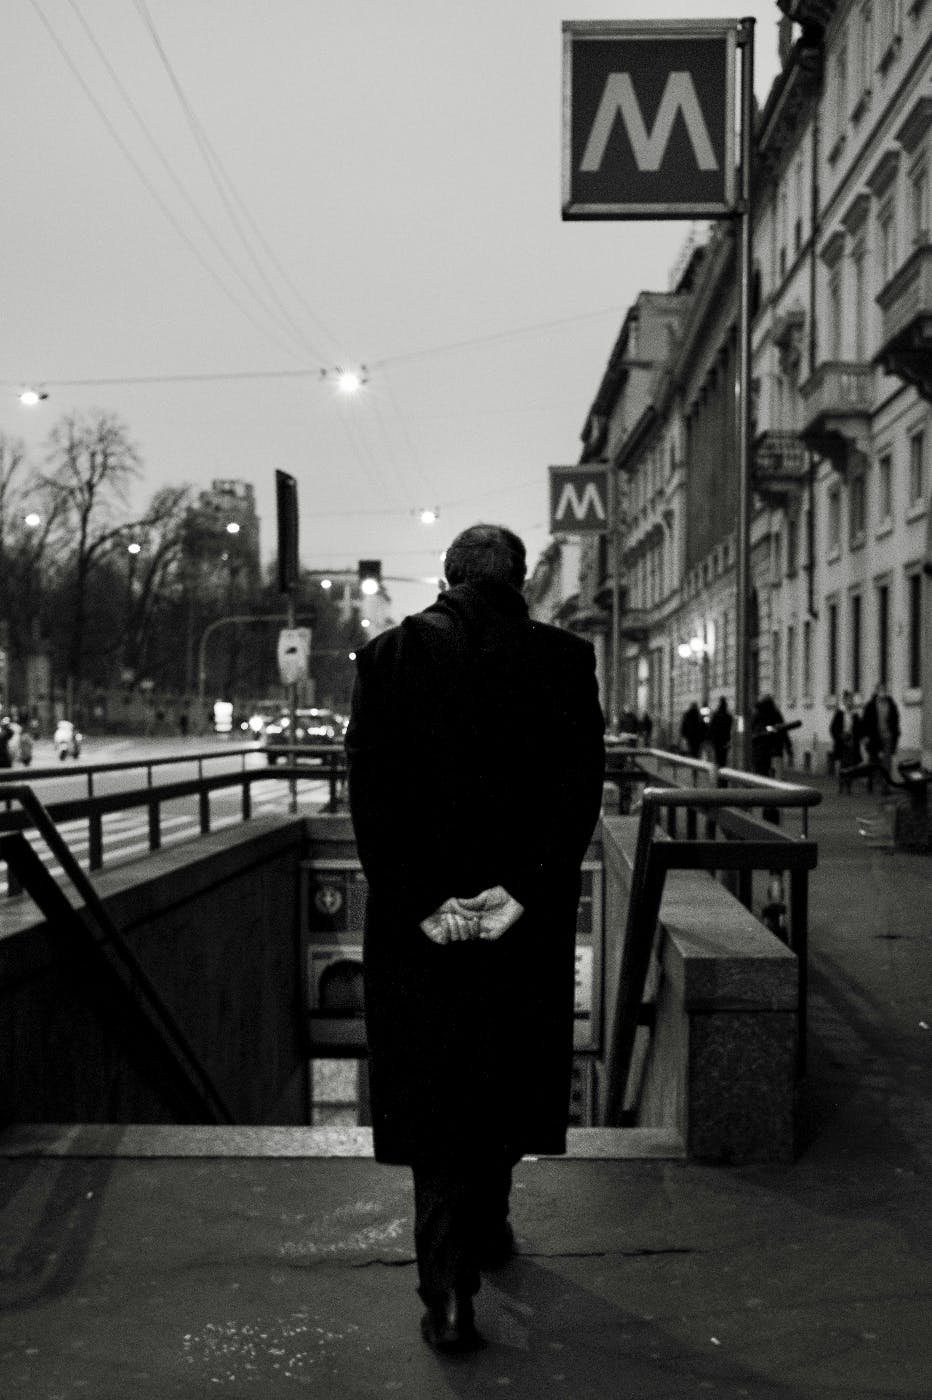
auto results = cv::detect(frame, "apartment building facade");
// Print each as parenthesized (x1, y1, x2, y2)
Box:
(539, 0, 932, 765)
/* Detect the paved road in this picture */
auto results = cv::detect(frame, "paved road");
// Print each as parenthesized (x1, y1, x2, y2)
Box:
(0, 738, 335, 895)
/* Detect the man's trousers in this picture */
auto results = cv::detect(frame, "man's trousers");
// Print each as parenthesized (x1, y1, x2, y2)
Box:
(411, 1151, 520, 1300)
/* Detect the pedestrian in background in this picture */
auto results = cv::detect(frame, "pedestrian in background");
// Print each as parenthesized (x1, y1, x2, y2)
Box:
(679, 700, 705, 758)
(0, 717, 13, 769)
(829, 689, 862, 791)
(707, 696, 734, 768)
(861, 683, 900, 778)
(751, 694, 793, 824)
(346, 522, 605, 1353)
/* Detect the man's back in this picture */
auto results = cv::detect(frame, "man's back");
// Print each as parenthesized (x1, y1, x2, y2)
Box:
(347, 578, 605, 919)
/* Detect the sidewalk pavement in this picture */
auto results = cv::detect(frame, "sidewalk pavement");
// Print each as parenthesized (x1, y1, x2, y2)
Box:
(1, 775, 930, 1398)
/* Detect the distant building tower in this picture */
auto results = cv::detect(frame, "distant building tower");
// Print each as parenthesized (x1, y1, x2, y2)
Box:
(184, 479, 262, 600)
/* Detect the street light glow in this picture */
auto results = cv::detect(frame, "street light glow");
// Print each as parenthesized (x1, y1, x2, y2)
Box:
(320, 577, 332, 590)
(127, 541, 142, 555)
(360, 577, 379, 596)
(19, 388, 47, 407)
(361, 617, 371, 628)
(348, 651, 357, 661)
(419, 508, 439, 525)
(337, 369, 363, 394)
(24, 512, 41, 528)
(225, 521, 240, 534)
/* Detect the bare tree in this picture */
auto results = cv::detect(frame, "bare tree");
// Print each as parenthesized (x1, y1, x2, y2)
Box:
(121, 484, 193, 677)
(0, 432, 60, 678)
(42, 410, 143, 701)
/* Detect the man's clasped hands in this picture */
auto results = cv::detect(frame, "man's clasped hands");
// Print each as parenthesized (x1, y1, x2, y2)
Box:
(419, 884, 524, 945)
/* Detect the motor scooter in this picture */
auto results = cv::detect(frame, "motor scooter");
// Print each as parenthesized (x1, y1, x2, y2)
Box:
(54, 721, 82, 760)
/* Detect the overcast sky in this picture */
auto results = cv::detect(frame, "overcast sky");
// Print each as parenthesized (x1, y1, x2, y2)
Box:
(3, 0, 782, 620)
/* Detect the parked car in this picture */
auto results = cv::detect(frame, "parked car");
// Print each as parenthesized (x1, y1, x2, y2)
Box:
(262, 708, 341, 764)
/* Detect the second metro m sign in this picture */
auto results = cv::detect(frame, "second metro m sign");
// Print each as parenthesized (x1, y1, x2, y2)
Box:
(562, 20, 738, 220)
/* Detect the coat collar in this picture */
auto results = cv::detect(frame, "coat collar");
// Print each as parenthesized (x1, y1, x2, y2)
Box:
(429, 579, 528, 626)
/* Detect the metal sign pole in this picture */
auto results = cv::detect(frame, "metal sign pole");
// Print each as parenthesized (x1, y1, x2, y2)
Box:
(735, 17, 755, 770)
(610, 467, 622, 736)
(287, 590, 298, 815)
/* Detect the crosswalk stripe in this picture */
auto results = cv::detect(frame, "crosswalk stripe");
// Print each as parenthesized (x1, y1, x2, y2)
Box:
(0, 781, 334, 893)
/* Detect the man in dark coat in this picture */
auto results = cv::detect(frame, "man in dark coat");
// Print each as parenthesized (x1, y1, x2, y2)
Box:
(707, 696, 734, 768)
(861, 682, 901, 775)
(679, 701, 706, 758)
(346, 523, 605, 1352)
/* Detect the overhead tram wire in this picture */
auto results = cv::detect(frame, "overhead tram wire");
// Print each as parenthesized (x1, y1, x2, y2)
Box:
(65, 0, 325, 366)
(333, 391, 405, 510)
(27, 0, 309, 364)
(369, 306, 625, 371)
(133, 0, 343, 366)
(365, 382, 428, 505)
(13, 305, 624, 397)
(381, 367, 434, 495)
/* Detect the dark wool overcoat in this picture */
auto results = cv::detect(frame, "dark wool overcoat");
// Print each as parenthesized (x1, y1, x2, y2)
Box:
(345, 579, 605, 1166)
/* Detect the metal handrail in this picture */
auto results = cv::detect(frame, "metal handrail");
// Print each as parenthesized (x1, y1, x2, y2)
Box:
(0, 784, 234, 1123)
(603, 755, 821, 1124)
(0, 743, 262, 789)
(0, 745, 346, 894)
(603, 745, 821, 833)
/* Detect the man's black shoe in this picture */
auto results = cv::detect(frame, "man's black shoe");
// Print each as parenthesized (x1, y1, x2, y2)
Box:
(478, 1221, 515, 1270)
(420, 1291, 482, 1352)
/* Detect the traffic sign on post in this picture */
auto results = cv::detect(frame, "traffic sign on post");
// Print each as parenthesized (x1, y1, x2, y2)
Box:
(562, 20, 738, 220)
(277, 628, 311, 686)
(549, 466, 609, 535)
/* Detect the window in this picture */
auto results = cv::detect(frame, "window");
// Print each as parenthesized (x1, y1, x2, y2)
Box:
(878, 453, 893, 523)
(772, 628, 782, 700)
(849, 473, 867, 544)
(856, 4, 873, 102)
(787, 623, 797, 702)
(876, 582, 890, 687)
(911, 160, 929, 245)
(828, 267, 843, 357)
(907, 571, 922, 689)
(794, 159, 805, 252)
(850, 592, 862, 694)
(803, 618, 813, 698)
(829, 485, 842, 552)
(878, 199, 897, 284)
(779, 188, 788, 278)
(828, 600, 839, 695)
(852, 244, 866, 359)
(909, 429, 926, 505)
(878, 0, 903, 63)
(787, 515, 799, 577)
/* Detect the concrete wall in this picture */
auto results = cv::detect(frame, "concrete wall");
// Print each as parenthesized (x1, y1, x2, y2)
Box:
(600, 816, 799, 1163)
(0, 816, 309, 1126)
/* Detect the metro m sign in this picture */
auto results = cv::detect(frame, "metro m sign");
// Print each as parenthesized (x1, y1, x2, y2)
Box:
(550, 466, 609, 535)
(562, 20, 737, 219)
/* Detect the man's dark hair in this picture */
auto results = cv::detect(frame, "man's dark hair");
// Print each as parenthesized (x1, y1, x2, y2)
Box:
(444, 523, 527, 590)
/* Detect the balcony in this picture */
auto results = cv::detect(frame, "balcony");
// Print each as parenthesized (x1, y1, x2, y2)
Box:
(619, 607, 650, 642)
(799, 361, 874, 477)
(876, 242, 932, 402)
(752, 430, 808, 505)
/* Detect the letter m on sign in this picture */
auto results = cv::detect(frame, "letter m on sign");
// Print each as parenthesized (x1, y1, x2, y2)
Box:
(550, 467, 608, 535)
(562, 20, 738, 219)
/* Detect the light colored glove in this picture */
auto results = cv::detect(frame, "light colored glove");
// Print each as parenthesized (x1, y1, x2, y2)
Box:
(456, 885, 525, 941)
